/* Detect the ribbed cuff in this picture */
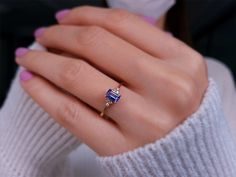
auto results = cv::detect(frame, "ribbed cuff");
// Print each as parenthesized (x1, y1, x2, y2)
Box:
(0, 69, 81, 177)
(97, 79, 236, 177)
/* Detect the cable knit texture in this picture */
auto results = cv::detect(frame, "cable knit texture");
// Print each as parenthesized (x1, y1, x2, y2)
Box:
(0, 45, 236, 176)
(97, 79, 236, 177)
(2, 0, 236, 175)
(0, 69, 82, 177)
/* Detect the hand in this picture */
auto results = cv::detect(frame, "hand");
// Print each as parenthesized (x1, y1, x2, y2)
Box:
(16, 6, 208, 156)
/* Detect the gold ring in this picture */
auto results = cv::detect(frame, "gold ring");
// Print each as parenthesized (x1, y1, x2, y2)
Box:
(100, 83, 122, 117)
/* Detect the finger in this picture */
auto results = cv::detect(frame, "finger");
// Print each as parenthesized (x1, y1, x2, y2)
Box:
(19, 70, 124, 156)
(34, 25, 155, 86)
(56, 6, 196, 59)
(16, 50, 143, 127)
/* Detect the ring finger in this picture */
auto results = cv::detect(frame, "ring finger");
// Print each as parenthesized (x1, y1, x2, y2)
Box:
(16, 49, 143, 126)
(19, 71, 124, 156)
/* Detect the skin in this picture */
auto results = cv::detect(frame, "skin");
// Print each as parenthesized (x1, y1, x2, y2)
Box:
(16, 6, 208, 156)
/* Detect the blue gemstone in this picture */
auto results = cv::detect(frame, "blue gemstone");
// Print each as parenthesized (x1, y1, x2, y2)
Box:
(106, 89, 121, 103)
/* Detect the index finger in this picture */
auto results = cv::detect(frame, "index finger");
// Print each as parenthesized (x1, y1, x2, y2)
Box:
(56, 6, 196, 59)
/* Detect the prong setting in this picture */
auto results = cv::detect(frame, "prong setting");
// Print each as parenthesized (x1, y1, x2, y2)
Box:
(100, 84, 122, 117)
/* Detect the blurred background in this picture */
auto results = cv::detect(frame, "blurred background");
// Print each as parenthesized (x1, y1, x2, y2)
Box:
(0, 0, 235, 107)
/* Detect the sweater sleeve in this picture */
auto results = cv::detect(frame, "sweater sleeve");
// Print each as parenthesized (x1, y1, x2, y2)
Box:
(0, 62, 81, 176)
(97, 79, 236, 177)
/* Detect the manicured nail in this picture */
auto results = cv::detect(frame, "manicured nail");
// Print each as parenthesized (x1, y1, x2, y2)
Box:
(142, 16, 156, 25)
(20, 70, 33, 81)
(15, 47, 29, 57)
(34, 27, 45, 38)
(55, 9, 70, 21)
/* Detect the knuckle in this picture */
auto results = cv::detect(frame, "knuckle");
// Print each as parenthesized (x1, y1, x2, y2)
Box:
(46, 25, 56, 32)
(193, 53, 206, 69)
(26, 79, 43, 93)
(57, 100, 81, 126)
(23, 50, 48, 64)
(27, 50, 42, 60)
(174, 40, 198, 59)
(60, 60, 85, 87)
(175, 40, 188, 51)
(133, 56, 154, 75)
(106, 9, 134, 26)
(189, 50, 204, 64)
(189, 52, 207, 75)
(44, 25, 60, 36)
(182, 79, 196, 98)
(76, 26, 105, 46)
(175, 76, 197, 107)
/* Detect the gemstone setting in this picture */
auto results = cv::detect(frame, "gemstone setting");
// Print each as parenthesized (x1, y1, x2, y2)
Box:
(105, 88, 121, 104)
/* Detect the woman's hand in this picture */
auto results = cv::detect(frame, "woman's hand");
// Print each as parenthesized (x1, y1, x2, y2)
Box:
(16, 6, 208, 156)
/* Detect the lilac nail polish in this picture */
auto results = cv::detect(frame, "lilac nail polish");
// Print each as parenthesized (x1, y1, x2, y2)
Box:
(15, 48, 29, 57)
(55, 9, 70, 21)
(20, 70, 33, 81)
(34, 27, 45, 38)
(142, 16, 156, 25)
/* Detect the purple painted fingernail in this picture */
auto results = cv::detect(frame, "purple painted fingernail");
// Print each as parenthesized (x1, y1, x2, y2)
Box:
(15, 47, 29, 57)
(20, 70, 33, 81)
(34, 27, 46, 38)
(142, 16, 156, 25)
(55, 9, 70, 21)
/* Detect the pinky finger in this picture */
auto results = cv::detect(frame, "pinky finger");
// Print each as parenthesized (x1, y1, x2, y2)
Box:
(19, 70, 123, 156)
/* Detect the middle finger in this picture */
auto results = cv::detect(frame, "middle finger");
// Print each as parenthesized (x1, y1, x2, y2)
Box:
(35, 25, 156, 87)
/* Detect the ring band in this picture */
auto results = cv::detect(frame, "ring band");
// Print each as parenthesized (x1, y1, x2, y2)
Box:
(100, 83, 122, 117)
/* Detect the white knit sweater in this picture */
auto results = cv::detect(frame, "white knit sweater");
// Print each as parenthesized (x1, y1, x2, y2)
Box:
(1, 1, 236, 175)
(1, 65, 236, 177)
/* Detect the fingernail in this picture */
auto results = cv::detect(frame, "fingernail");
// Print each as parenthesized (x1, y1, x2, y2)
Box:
(55, 9, 70, 21)
(34, 27, 46, 38)
(20, 70, 33, 81)
(15, 47, 29, 57)
(142, 16, 156, 25)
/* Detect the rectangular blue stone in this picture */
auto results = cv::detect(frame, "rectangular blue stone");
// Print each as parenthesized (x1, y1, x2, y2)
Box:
(106, 89, 121, 103)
